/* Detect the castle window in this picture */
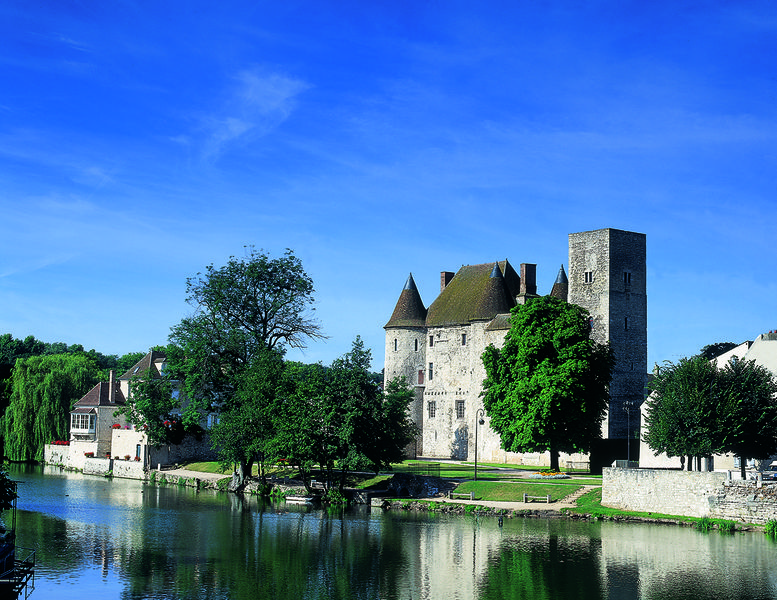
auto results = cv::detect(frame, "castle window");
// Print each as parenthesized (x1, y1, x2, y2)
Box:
(418, 370, 424, 385)
(429, 363, 434, 381)
(456, 400, 465, 419)
(414, 339, 418, 352)
(588, 317, 594, 330)
(428, 401, 436, 418)
(429, 335, 434, 347)
(624, 271, 632, 286)
(584, 271, 594, 284)
(625, 316, 629, 330)
(393, 338, 397, 352)
(461, 333, 467, 346)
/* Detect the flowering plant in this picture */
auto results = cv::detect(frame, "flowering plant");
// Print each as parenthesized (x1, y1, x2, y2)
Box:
(84, 452, 94, 457)
(112, 424, 121, 429)
(528, 471, 570, 480)
(51, 440, 70, 445)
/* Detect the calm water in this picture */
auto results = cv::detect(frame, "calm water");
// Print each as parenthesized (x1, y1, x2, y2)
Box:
(8, 464, 777, 600)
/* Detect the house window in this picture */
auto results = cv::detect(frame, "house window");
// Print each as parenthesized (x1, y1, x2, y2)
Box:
(461, 333, 467, 346)
(429, 362, 434, 381)
(429, 335, 434, 347)
(584, 271, 594, 284)
(588, 317, 594, 330)
(624, 271, 632, 286)
(456, 400, 465, 419)
(428, 401, 436, 418)
(394, 338, 397, 352)
(71, 413, 95, 432)
(418, 370, 424, 385)
(414, 339, 418, 352)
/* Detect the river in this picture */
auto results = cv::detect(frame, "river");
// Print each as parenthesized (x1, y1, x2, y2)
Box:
(8, 464, 777, 599)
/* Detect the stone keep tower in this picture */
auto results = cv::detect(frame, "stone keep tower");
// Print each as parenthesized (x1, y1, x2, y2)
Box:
(568, 229, 647, 439)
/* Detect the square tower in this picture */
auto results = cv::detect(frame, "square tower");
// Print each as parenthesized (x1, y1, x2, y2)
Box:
(568, 229, 647, 439)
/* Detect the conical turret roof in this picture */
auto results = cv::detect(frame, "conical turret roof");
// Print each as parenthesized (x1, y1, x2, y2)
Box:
(384, 273, 427, 328)
(549, 264, 568, 300)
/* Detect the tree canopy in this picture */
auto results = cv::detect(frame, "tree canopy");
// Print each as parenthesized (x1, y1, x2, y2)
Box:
(481, 296, 614, 472)
(699, 342, 738, 361)
(644, 355, 777, 475)
(643, 355, 722, 463)
(168, 248, 324, 424)
(4, 353, 103, 461)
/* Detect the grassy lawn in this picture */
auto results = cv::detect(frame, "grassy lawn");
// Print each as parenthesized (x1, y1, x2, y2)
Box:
(453, 480, 582, 502)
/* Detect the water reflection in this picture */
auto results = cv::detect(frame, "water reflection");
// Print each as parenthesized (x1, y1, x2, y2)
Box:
(9, 465, 777, 600)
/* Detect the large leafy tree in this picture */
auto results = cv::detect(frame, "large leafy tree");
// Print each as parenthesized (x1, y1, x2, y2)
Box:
(272, 338, 417, 494)
(4, 353, 102, 461)
(719, 358, 777, 478)
(644, 355, 777, 474)
(481, 296, 614, 472)
(169, 248, 324, 423)
(209, 347, 287, 484)
(643, 355, 722, 468)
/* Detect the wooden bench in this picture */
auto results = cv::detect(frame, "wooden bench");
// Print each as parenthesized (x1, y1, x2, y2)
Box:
(448, 491, 475, 501)
(523, 493, 552, 503)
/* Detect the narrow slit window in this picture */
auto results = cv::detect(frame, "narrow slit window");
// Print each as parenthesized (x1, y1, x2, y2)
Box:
(429, 335, 434, 347)
(584, 271, 594, 284)
(393, 338, 397, 352)
(461, 333, 467, 346)
(624, 271, 632, 285)
(428, 401, 436, 418)
(429, 362, 434, 381)
(414, 339, 418, 352)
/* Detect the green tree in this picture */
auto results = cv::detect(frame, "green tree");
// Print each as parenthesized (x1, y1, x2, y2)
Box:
(4, 353, 102, 461)
(0, 465, 16, 513)
(643, 355, 723, 469)
(272, 339, 416, 495)
(717, 358, 777, 478)
(209, 348, 286, 484)
(481, 296, 614, 472)
(168, 247, 324, 425)
(700, 342, 738, 361)
(115, 367, 180, 447)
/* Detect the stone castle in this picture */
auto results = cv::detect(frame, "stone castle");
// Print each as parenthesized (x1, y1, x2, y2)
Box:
(383, 228, 647, 466)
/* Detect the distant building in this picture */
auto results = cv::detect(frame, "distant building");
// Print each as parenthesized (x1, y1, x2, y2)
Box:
(384, 228, 648, 466)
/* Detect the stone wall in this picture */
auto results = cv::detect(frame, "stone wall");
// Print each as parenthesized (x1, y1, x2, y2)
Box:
(603, 467, 777, 524)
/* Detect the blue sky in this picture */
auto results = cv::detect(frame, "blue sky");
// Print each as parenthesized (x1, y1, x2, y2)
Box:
(1, 1, 776, 372)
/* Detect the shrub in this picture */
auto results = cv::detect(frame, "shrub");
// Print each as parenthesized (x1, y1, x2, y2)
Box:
(717, 520, 736, 533)
(695, 517, 713, 532)
(765, 519, 777, 537)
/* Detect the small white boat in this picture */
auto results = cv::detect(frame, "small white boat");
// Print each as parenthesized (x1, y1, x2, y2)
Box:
(285, 495, 314, 505)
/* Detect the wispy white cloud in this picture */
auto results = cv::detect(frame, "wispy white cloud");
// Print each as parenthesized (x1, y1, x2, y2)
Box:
(199, 68, 310, 161)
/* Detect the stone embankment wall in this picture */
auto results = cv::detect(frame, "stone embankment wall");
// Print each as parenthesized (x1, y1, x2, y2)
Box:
(603, 467, 777, 524)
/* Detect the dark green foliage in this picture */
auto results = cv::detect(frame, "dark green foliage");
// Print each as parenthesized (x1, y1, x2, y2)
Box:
(4, 353, 102, 461)
(0, 465, 16, 512)
(718, 358, 777, 478)
(643, 356, 722, 461)
(644, 355, 777, 474)
(209, 348, 287, 483)
(272, 338, 417, 493)
(765, 519, 777, 537)
(168, 248, 323, 432)
(481, 296, 614, 472)
(700, 342, 738, 361)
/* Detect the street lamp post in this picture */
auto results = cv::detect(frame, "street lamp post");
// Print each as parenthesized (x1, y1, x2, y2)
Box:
(474, 409, 485, 481)
(623, 400, 635, 463)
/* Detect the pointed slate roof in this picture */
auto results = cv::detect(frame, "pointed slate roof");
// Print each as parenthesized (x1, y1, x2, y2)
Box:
(72, 380, 126, 413)
(549, 264, 569, 300)
(119, 350, 166, 380)
(426, 261, 517, 327)
(384, 274, 428, 328)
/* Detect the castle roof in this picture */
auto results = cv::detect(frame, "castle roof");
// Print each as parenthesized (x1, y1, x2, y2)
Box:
(426, 261, 517, 327)
(384, 273, 427, 328)
(549, 264, 569, 300)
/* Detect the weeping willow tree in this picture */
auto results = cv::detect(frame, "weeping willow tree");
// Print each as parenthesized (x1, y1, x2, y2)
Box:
(4, 353, 102, 462)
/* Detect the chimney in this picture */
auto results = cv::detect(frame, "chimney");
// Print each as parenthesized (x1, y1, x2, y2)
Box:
(109, 370, 115, 404)
(520, 264, 537, 295)
(440, 271, 454, 292)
